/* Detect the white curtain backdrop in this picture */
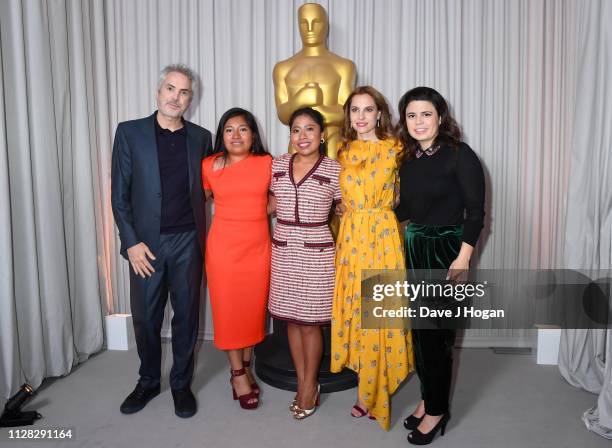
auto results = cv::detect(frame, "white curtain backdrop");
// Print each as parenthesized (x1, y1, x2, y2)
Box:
(102, 0, 577, 345)
(1, 0, 601, 403)
(0, 0, 109, 399)
(558, 0, 612, 438)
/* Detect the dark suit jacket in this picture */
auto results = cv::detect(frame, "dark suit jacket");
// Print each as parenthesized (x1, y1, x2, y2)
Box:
(111, 113, 212, 259)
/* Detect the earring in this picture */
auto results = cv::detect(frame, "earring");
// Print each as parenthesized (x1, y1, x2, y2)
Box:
(376, 117, 380, 127)
(320, 138, 325, 144)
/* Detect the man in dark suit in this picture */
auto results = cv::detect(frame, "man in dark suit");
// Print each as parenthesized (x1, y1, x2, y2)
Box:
(111, 64, 211, 418)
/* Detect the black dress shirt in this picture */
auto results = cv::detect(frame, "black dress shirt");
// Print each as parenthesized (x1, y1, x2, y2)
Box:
(154, 113, 195, 234)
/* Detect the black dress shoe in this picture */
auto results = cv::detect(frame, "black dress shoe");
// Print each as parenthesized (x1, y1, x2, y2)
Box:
(171, 387, 197, 418)
(120, 383, 160, 414)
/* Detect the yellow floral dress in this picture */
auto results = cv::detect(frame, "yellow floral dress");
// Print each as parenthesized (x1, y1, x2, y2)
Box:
(331, 138, 414, 430)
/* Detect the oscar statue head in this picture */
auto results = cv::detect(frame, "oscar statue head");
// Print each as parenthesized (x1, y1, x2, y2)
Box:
(298, 3, 328, 47)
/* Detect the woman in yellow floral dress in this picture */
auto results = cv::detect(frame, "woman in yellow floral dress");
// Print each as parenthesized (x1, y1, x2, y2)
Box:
(331, 86, 414, 430)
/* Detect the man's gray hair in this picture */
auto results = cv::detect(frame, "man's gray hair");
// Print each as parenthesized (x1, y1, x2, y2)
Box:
(157, 63, 198, 98)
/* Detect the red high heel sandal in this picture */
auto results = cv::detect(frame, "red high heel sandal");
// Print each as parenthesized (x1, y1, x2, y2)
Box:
(230, 368, 259, 410)
(242, 359, 260, 396)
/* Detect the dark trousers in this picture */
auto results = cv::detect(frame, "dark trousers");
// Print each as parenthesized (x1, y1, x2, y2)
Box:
(129, 230, 202, 390)
(405, 223, 462, 416)
(412, 328, 456, 415)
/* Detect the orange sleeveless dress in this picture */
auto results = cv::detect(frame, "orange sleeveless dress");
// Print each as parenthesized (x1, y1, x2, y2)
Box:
(202, 153, 272, 349)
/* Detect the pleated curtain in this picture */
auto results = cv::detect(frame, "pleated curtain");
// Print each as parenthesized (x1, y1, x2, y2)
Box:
(558, 0, 612, 438)
(0, 0, 109, 399)
(0, 6, 605, 435)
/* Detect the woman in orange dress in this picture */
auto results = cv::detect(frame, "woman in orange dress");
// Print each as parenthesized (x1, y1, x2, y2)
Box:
(202, 108, 272, 410)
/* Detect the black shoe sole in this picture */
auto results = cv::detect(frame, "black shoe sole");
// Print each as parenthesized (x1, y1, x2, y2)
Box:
(174, 408, 197, 418)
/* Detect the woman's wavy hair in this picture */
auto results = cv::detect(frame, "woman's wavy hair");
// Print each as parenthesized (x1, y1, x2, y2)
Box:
(212, 107, 268, 160)
(341, 86, 394, 144)
(396, 86, 462, 160)
(289, 107, 327, 155)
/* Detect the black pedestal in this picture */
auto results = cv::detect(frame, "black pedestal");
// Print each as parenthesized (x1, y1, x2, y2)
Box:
(254, 319, 357, 393)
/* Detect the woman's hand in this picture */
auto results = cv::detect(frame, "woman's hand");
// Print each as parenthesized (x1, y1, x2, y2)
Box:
(446, 242, 474, 282)
(334, 202, 346, 216)
(447, 255, 469, 283)
(394, 182, 401, 208)
(267, 194, 277, 215)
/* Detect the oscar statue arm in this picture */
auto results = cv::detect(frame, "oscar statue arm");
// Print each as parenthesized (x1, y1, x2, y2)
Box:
(274, 60, 325, 124)
(312, 59, 356, 125)
(274, 61, 299, 124)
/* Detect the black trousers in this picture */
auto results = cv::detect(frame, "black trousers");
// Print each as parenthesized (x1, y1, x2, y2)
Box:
(129, 230, 202, 390)
(411, 328, 456, 415)
(405, 223, 462, 416)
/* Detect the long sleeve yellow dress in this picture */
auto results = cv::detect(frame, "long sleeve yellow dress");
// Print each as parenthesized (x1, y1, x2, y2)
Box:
(331, 138, 414, 430)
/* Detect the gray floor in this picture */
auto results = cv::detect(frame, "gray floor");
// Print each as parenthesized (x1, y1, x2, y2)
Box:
(1, 342, 608, 448)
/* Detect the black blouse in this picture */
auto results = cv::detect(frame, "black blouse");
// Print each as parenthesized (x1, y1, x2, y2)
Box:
(394, 142, 485, 247)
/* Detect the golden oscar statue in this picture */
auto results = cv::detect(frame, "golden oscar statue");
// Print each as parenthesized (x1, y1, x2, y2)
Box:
(273, 2, 356, 159)
(258, 3, 358, 394)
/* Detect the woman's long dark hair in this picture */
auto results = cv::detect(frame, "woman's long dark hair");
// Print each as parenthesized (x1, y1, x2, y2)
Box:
(212, 107, 268, 160)
(341, 86, 394, 143)
(289, 107, 327, 155)
(396, 87, 462, 160)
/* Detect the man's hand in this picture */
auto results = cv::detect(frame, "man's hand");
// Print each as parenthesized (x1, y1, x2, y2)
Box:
(127, 242, 156, 278)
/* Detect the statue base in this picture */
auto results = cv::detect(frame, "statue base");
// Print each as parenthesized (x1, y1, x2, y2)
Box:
(254, 319, 357, 393)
